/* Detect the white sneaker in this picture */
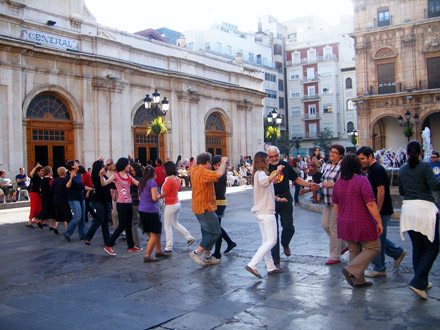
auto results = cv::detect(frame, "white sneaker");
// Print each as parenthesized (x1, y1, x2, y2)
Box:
(188, 251, 206, 267)
(204, 256, 221, 265)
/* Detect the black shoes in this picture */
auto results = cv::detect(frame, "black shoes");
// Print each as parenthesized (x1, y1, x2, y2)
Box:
(224, 242, 237, 254)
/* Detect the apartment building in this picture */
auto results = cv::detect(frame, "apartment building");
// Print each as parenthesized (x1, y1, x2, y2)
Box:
(284, 16, 356, 155)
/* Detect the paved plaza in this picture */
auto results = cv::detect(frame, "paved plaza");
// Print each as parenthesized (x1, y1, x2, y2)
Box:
(0, 186, 439, 329)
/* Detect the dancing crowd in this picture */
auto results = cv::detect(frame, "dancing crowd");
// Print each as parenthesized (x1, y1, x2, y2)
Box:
(20, 141, 440, 300)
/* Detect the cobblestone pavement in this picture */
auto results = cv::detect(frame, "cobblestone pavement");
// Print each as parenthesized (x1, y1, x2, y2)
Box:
(0, 186, 439, 329)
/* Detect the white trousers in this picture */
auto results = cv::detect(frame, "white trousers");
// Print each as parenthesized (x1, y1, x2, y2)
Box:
(248, 213, 277, 272)
(163, 202, 193, 251)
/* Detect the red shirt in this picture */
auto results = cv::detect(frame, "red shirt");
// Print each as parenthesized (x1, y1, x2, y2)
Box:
(162, 176, 181, 205)
(81, 172, 93, 188)
(154, 165, 166, 186)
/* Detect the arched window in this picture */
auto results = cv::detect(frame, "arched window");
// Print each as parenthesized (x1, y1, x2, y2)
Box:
(347, 121, 354, 132)
(26, 93, 70, 120)
(345, 77, 353, 89)
(205, 113, 224, 131)
(133, 106, 155, 126)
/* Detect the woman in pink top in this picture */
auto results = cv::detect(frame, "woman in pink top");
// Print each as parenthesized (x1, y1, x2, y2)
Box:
(332, 154, 383, 289)
(158, 161, 194, 255)
(100, 157, 142, 256)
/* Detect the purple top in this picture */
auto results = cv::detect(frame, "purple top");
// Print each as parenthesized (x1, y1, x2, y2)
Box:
(332, 175, 378, 242)
(138, 180, 158, 213)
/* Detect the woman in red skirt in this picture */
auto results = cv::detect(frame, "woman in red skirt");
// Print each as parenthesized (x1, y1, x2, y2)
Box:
(26, 164, 44, 228)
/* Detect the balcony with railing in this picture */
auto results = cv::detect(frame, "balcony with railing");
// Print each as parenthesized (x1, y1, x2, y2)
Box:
(301, 74, 319, 83)
(301, 112, 321, 120)
(301, 94, 321, 101)
(360, 80, 440, 97)
(286, 54, 338, 66)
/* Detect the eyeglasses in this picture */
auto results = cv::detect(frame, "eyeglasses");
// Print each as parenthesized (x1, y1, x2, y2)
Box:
(330, 151, 340, 155)
(105, 163, 113, 167)
(432, 156, 438, 159)
(268, 154, 279, 159)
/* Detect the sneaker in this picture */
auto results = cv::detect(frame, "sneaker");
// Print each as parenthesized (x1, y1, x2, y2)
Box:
(187, 238, 195, 246)
(188, 251, 207, 267)
(204, 256, 221, 265)
(409, 286, 428, 300)
(104, 246, 116, 256)
(394, 250, 407, 269)
(163, 250, 173, 255)
(365, 270, 387, 278)
(128, 246, 143, 252)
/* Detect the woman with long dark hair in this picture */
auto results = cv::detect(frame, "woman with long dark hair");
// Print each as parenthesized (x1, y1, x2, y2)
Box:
(399, 141, 440, 299)
(84, 159, 111, 246)
(246, 151, 284, 278)
(158, 161, 194, 255)
(332, 154, 383, 289)
(138, 166, 165, 262)
(101, 157, 142, 256)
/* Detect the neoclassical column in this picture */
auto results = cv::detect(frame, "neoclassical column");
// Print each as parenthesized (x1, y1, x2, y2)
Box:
(176, 91, 200, 159)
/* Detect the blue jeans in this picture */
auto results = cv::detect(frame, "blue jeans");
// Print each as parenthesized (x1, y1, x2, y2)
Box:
(195, 211, 221, 251)
(408, 217, 439, 290)
(371, 215, 404, 272)
(65, 200, 85, 239)
(85, 202, 111, 244)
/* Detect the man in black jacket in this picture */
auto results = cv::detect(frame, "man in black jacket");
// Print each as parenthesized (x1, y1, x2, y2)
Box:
(356, 146, 406, 277)
(267, 146, 317, 265)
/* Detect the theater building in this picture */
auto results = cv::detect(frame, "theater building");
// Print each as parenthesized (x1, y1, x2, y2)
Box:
(0, 0, 266, 174)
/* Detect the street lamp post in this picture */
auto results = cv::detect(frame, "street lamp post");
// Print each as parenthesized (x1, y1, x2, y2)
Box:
(144, 89, 170, 160)
(292, 136, 302, 156)
(397, 110, 419, 142)
(348, 129, 358, 147)
(266, 109, 282, 146)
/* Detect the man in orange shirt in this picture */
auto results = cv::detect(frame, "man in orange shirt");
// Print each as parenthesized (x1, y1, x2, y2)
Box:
(189, 152, 228, 267)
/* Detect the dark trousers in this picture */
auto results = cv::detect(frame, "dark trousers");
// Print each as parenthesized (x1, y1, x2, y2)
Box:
(85, 197, 96, 220)
(294, 183, 301, 204)
(213, 206, 234, 259)
(271, 193, 295, 260)
(107, 202, 134, 248)
(85, 202, 111, 245)
(408, 217, 439, 290)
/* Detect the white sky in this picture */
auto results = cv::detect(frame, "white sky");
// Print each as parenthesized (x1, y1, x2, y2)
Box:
(84, 0, 354, 33)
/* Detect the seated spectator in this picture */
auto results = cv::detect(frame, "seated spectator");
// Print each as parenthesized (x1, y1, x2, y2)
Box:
(0, 170, 17, 202)
(239, 165, 251, 185)
(16, 167, 29, 200)
(178, 165, 191, 187)
(227, 169, 239, 186)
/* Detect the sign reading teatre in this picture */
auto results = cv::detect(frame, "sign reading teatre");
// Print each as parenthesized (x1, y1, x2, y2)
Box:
(20, 29, 79, 50)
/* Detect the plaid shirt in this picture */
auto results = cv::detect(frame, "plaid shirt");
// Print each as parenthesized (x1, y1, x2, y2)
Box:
(322, 161, 341, 206)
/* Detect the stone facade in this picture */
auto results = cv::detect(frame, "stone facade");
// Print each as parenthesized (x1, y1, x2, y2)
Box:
(0, 0, 266, 173)
(351, 0, 440, 151)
